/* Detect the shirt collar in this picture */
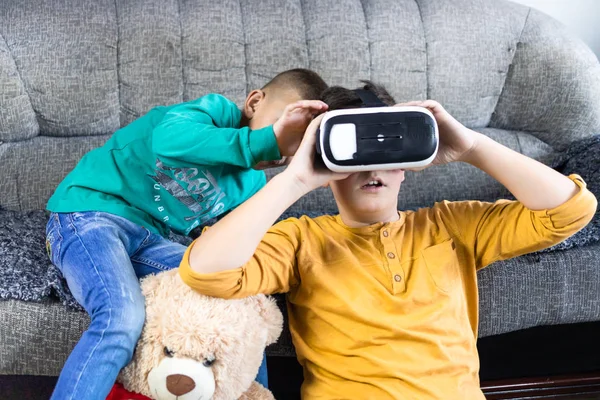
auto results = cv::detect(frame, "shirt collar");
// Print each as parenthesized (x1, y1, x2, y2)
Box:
(333, 211, 404, 234)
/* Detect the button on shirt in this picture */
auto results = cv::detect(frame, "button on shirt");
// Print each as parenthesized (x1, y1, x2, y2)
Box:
(180, 175, 597, 399)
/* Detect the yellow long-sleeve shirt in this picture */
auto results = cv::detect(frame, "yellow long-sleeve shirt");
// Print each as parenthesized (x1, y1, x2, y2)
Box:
(180, 175, 596, 399)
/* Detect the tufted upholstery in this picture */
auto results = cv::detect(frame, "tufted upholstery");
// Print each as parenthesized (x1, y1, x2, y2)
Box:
(1, 0, 599, 212)
(1, 0, 600, 378)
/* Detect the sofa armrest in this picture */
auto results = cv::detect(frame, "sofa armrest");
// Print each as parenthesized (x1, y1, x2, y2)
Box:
(490, 8, 600, 150)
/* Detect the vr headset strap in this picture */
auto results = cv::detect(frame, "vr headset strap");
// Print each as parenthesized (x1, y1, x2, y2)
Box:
(353, 89, 387, 107)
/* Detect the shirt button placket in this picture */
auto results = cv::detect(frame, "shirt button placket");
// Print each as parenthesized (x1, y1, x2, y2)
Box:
(381, 227, 405, 293)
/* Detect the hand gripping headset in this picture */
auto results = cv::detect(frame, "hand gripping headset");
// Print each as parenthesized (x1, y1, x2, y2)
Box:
(316, 90, 439, 172)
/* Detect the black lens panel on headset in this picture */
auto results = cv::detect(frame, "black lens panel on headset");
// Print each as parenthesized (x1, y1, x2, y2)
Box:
(320, 111, 437, 167)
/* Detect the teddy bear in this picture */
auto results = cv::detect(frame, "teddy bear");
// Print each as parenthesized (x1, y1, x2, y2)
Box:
(106, 268, 284, 400)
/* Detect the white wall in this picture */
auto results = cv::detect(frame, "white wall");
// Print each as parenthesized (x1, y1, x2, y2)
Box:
(510, 0, 600, 58)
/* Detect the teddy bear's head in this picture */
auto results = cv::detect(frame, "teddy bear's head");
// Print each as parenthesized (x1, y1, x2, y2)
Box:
(118, 269, 283, 400)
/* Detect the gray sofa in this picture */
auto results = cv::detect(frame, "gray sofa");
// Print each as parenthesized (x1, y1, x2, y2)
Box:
(1, 0, 600, 387)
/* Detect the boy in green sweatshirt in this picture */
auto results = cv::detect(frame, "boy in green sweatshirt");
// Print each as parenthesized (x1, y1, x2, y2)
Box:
(45, 68, 328, 400)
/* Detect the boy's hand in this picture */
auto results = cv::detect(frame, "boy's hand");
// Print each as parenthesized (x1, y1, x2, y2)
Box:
(273, 100, 328, 157)
(396, 100, 479, 170)
(283, 114, 350, 193)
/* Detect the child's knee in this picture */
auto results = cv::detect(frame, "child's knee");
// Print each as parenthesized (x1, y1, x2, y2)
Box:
(121, 303, 146, 336)
(116, 296, 147, 342)
(90, 294, 146, 350)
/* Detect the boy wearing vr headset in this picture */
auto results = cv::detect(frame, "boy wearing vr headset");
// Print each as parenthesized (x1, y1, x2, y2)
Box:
(179, 82, 596, 399)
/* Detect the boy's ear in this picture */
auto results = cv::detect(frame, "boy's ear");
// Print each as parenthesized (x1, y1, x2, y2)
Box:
(244, 89, 265, 118)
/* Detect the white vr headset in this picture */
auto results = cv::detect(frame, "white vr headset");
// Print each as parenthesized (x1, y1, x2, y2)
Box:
(316, 89, 439, 172)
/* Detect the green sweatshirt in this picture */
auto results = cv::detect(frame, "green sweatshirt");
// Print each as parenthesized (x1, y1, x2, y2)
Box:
(47, 94, 280, 237)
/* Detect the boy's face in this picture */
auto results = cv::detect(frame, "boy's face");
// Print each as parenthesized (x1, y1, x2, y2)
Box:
(330, 169, 405, 223)
(245, 88, 302, 130)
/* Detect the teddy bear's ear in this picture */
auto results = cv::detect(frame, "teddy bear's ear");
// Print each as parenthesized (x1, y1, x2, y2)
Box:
(139, 272, 164, 299)
(248, 295, 284, 345)
(139, 269, 184, 308)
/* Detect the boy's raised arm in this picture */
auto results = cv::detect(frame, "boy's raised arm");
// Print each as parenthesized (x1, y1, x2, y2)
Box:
(180, 115, 349, 295)
(153, 94, 328, 169)
(462, 133, 582, 211)
(152, 94, 278, 168)
(403, 100, 596, 268)
(454, 134, 596, 268)
(188, 172, 306, 274)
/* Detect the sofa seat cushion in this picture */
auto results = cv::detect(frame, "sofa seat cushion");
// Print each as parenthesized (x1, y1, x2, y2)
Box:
(2, 241, 600, 374)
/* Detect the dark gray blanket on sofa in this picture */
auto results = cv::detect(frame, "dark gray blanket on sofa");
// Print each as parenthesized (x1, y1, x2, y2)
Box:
(1, 136, 599, 310)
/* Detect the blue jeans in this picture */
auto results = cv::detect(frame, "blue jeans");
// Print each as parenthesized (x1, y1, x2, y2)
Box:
(46, 211, 268, 399)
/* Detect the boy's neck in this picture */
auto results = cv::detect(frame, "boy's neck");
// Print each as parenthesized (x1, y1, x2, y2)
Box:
(338, 209, 400, 228)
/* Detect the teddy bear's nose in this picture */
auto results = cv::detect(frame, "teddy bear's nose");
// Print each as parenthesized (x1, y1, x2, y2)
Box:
(166, 374, 196, 396)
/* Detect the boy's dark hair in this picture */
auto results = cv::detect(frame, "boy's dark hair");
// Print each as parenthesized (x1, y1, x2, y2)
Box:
(262, 68, 328, 100)
(321, 80, 396, 110)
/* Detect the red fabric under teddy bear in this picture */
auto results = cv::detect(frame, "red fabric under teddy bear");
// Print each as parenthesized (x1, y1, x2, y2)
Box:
(107, 382, 151, 400)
